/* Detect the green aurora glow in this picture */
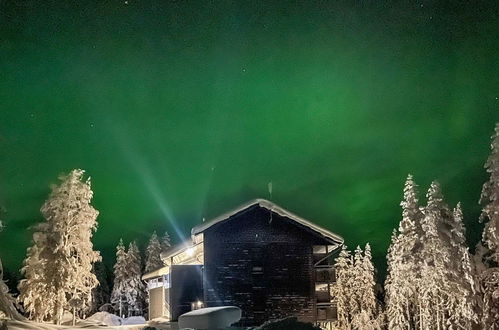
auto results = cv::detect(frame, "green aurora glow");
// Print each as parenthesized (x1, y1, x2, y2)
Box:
(0, 1, 497, 276)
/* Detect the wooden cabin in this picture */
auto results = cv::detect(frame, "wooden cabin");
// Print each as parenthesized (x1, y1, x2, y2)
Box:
(142, 199, 343, 326)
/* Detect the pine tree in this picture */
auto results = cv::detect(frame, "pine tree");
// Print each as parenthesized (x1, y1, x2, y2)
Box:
(385, 175, 422, 330)
(446, 203, 479, 328)
(332, 245, 353, 329)
(18, 229, 53, 322)
(19, 169, 100, 324)
(418, 181, 468, 330)
(110, 239, 128, 317)
(350, 244, 380, 330)
(145, 231, 163, 273)
(477, 122, 499, 328)
(333, 243, 380, 330)
(385, 230, 410, 330)
(360, 244, 377, 319)
(161, 231, 171, 252)
(351, 246, 363, 317)
(125, 241, 146, 316)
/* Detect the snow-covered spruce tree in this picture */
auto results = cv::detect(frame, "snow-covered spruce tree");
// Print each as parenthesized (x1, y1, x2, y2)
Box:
(0, 220, 24, 320)
(477, 122, 499, 328)
(110, 239, 128, 317)
(18, 228, 54, 321)
(350, 246, 363, 317)
(161, 231, 171, 252)
(145, 231, 163, 273)
(385, 174, 423, 330)
(332, 245, 353, 329)
(360, 244, 378, 319)
(351, 244, 380, 330)
(446, 203, 479, 328)
(333, 244, 380, 330)
(418, 182, 462, 330)
(125, 241, 146, 317)
(19, 169, 100, 324)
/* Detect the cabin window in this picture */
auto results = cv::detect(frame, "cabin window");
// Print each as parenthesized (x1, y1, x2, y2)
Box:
(315, 267, 335, 283)
(313, 245, 327, 254)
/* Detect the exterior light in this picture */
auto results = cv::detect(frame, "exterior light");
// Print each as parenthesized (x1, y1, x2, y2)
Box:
(187, 247, 195, 256)
(191, 300, 204, 310)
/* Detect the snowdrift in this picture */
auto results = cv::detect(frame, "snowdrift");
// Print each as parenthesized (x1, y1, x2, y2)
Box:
(178, 306, 241, 329)
(87, 311, 123, 326)
(2, 312, 150, 330)
(122, 316, 146, 325)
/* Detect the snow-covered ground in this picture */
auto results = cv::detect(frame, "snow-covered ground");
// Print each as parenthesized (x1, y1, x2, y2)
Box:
(178, 306, 241, 329)
(1, 312, 175, 330)
(1, 320, 148, 330)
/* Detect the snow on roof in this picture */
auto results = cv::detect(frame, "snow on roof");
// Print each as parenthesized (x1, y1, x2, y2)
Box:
(191, 198, 344, 244)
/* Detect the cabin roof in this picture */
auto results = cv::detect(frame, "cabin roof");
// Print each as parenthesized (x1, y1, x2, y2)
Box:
(191, 198, 344, 244)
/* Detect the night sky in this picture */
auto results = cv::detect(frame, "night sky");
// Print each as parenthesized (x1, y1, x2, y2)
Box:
(0, 1, 497, 276)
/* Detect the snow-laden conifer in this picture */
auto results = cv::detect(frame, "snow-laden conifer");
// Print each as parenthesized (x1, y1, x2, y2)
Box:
(110, 239, 128, 317)
(333, 244, 380, 330)
(418, 182, 451, 329)
(477, 122, 499, 328)
(18, 169, 100, 324)
(350, 246, 363, 317)
(417, 181, 471, 330)
(145, 231, 163, 273)
(446, 203, 479, 328)
(385, 231, 409, 330)
(18, 229, 53, 321)
(125, 241, 146, 316)
(351, 244, 380, 330)
(333, 245, 353, 329)
(385, 175, 422, 329)
(360, 244, 377, 319)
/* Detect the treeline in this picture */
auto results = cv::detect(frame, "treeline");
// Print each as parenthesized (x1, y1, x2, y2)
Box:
(332, 123, 499, 330)
(1, 124, 499, 328)
(109, 231, 171, 318)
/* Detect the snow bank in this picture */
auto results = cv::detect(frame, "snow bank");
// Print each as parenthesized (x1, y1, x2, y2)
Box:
(87, 311, 122, 326)
(4, 318, 160, 330)
(178, 306, 241, 329)
(2, 312, 151, 330)
(122, 316, 146, 325)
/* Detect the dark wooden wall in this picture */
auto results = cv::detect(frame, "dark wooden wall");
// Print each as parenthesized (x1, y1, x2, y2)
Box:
(170, 265, 203, 321)
(203, 205, 329, 326)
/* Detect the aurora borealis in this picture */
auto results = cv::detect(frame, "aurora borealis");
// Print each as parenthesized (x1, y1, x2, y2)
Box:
(0, 1, 497, 276)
